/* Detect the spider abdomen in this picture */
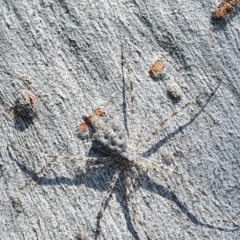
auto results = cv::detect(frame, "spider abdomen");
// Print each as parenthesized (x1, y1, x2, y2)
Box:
(92, 119, 127, 155)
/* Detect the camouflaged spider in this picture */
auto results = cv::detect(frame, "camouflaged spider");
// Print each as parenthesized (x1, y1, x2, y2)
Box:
(8, 50, 239, 239)
(75, 48, 239, 237)
(76, 84, 240, 239)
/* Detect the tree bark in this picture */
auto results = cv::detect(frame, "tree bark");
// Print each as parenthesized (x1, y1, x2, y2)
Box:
(1, 1, 239, 239)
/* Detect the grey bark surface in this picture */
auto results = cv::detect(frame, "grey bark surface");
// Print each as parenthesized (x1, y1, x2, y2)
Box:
(0, 0, 240, 240)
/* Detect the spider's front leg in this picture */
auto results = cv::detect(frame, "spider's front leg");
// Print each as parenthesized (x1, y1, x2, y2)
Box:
(7, 144, 112, 180)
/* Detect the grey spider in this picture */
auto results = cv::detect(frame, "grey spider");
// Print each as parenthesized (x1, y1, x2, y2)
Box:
(75, 82, 239, 239)
(8, 53, 239, 240)
(8, 81, 239, 239)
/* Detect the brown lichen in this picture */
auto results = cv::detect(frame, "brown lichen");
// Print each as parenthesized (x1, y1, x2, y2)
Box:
(78, 109, 106, 134)
(212, 0, 240, 19)
(15, 89, 38, 118)
(79, 117, 92, 133)
(94, 108, 106, 118)
(149, 59, 165, 78)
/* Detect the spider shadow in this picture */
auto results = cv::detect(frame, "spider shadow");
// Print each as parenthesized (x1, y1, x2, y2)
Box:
(7, 144, 239, 240)
(142, 81, 221, 158)
(7, 144, 143, 240)
(150, 73, 167, 82)
(138, 174, 239, 232)
(6, 145, 135, 237)
(13, 114, 34, 132)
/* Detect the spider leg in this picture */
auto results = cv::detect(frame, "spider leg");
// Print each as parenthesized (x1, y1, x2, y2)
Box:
(8, 144, 111, 175)
(87, 163, 111, 171)
(136, 82, 220, 153)
(139, 158, 239, 227)
(126, 54, 135, 141)
(9, 144, 111, 161)
(95, 169, 121, 239)
(130, 119, 147, 149)
(128, 74, 135, 143)
(121, 45, 135, 140)
(124, 170, 150, 240)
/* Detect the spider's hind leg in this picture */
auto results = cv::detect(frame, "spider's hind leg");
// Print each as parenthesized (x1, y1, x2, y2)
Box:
(95, 169, 121, 239)
(136, 82, 220, 153)
(124, 169, 151, 240)
(140, 158, 239, 228)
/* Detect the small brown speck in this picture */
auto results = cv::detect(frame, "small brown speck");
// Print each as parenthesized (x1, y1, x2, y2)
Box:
(76, 231, 88, 240)
(79, 123, 89, 133)
(15, 89, 38, 118)
(79, 117, 92, 133)
(212, 0, 239, 19)
(149, 59, 165, 78)
(168, 84, 182, 100)
(94, 108, 106, 118)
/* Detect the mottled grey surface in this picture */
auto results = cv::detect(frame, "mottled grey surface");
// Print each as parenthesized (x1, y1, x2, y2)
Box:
(0, 0, 240, 240)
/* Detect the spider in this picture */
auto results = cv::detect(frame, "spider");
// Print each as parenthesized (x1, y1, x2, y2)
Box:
(8, 49, 239, 239)
(75, 87, 239, 239)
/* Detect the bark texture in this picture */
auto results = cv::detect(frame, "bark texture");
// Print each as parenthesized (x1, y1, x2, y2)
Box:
(0, 1, 240, 239)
